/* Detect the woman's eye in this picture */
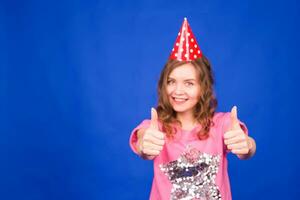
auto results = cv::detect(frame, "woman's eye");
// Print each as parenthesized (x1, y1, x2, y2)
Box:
(185, 82, 194, 86)
(167, 80, 175, 85)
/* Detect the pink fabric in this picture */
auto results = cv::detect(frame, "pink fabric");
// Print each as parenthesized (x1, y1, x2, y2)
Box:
(129, 112, 248, 200)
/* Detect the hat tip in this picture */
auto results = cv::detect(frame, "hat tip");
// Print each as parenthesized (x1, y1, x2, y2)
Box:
(184, 17, 187, 20)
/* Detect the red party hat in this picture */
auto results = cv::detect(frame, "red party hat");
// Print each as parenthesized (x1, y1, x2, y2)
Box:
(169, 18, 202, 61)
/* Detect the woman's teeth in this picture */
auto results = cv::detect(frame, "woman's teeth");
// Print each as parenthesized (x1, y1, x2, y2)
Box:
(174, 97, 187, 102)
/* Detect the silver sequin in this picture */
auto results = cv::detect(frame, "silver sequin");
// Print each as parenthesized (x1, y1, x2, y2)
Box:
(160, 147, 222, 200)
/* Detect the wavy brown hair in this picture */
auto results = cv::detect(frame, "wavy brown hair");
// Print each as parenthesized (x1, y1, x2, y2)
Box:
(156, 55, 217, 140)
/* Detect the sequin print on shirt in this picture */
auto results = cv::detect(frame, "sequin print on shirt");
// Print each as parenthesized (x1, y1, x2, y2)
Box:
(160, 147, 222, 200)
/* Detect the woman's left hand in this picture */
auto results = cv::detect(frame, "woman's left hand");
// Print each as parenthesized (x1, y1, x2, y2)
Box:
(224, 106, 253, 156)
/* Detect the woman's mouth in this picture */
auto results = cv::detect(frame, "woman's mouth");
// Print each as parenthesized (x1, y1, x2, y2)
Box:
(172, 97, 188, 103)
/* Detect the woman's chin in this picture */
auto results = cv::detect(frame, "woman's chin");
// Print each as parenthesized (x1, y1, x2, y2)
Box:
(172, 107, 188, 113)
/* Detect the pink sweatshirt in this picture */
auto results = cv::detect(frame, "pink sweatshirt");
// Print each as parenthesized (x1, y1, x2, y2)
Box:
(129, 112, 248, 200)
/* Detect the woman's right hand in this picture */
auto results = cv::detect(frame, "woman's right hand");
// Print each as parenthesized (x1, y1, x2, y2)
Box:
(137, 108, 165, 159)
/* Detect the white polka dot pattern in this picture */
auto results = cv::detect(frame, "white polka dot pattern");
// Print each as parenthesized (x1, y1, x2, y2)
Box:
(169, 18, 202, 61)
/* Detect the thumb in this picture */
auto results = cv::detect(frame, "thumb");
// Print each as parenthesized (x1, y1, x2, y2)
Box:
(230, 106, 240, 130)
(150, 107, 159, 130)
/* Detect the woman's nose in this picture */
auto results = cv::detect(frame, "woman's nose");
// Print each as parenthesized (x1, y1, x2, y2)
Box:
(174, 84, 184, 94)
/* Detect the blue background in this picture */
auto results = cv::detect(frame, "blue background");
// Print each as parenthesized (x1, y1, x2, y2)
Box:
(1, 0, 299, 199)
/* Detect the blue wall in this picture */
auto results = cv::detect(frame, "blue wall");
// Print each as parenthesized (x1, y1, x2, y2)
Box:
(1, 0, 299, 199)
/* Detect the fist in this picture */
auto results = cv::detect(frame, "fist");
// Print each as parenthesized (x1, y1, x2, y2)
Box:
(224, 106, 252, 155)
(137, 108, 165, 157)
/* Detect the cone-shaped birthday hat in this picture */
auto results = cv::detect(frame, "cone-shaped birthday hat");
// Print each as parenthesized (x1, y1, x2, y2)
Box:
(169, 18, 202, 61)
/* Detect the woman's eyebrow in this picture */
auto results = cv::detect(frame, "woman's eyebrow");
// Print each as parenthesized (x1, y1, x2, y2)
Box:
(184, 79, 196, 81)
(168, 77, 196, 81)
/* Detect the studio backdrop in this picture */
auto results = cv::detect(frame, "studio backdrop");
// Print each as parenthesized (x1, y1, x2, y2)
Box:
(0, 0, 299, 199)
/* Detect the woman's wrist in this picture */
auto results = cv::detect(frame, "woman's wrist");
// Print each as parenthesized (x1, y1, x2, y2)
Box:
(248, 137, 256, 157)
(237, 137, 256, 160)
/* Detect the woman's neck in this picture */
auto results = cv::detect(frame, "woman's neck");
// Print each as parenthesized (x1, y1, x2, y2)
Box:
(176, 112, 198, 131)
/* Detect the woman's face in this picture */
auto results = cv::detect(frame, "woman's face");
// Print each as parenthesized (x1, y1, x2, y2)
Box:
(166, 63, 201, 116)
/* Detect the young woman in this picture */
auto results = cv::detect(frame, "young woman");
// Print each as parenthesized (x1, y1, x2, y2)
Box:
(129, 18, 256, 200)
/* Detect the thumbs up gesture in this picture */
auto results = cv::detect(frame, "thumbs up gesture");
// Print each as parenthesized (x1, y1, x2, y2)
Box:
(224, 106, 253, 156)
(136, 108, 165, 158)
